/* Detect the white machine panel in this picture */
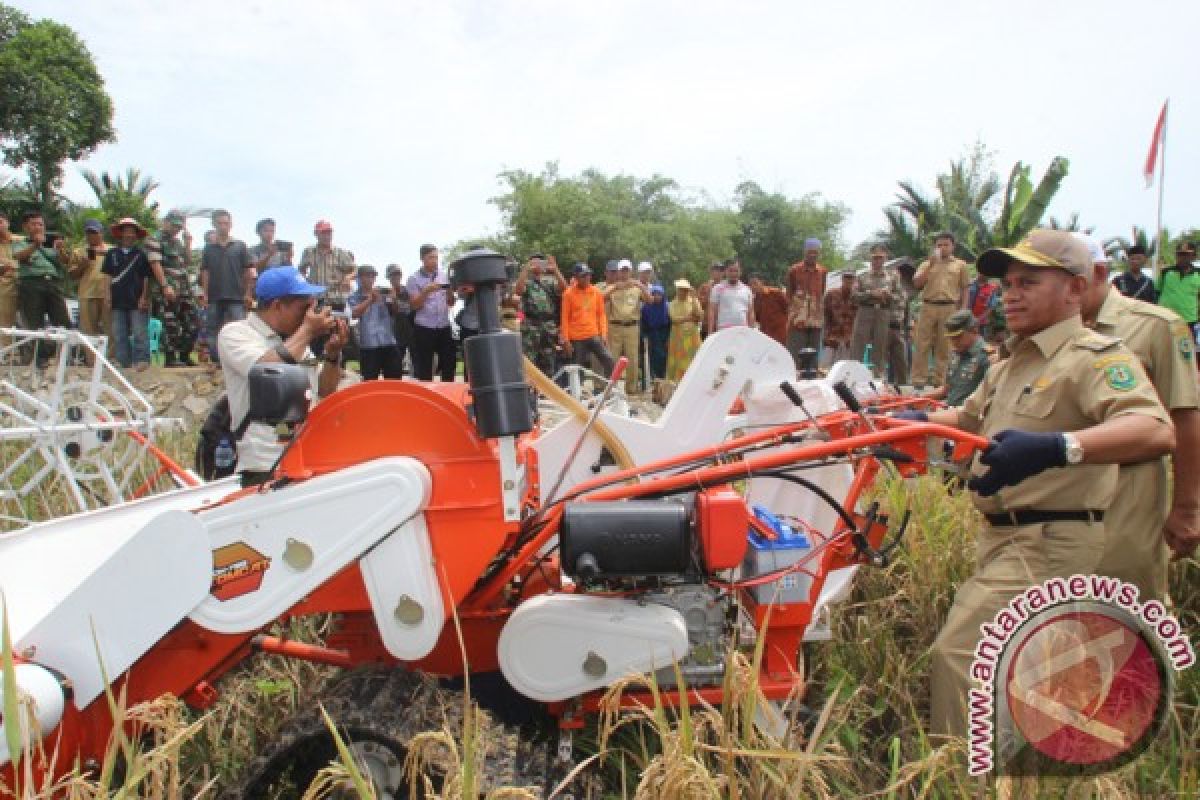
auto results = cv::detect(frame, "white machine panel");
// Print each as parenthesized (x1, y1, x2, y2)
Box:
(535, 328, 796, 500)
(1, 510, 212, 708)
(498, 594, 689, 702)
(190, 457, 430, 633)
(360, 513, 445, 660)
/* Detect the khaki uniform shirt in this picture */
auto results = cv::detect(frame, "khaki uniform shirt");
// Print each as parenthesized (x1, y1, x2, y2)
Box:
(916, 256, 969, 303)
(957, 316, 1169, 515)
(1095, 288, 1199, 412)
(68, 244, 110, 300)
(0, 236, 19, 298)
(851, 267, 900, 310)
(608, 284, 644, 323)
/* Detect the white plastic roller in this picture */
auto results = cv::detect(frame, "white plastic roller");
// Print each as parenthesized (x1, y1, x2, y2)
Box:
(0, 662, 66, 767)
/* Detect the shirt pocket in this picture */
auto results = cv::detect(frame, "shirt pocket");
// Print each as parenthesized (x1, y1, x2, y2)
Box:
(1011, 387, 1056, 421)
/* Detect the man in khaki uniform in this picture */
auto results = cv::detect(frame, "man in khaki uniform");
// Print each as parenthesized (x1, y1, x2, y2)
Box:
(1076, 236, 1200, 599)
(911, 231, 970, 387)
(67, 219, 111, 343)
(895, 230, 1175, 740)
(850, 245, 901, 377)
(0, 212, 18, 356)
(605, 260, 649, 394)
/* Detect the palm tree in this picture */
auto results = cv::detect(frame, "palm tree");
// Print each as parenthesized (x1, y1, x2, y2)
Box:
(79, 167, 161, 230)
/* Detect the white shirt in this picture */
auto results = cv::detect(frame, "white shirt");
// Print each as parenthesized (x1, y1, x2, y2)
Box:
(218, 314, 318, 472)
(710, 281, 754, 329)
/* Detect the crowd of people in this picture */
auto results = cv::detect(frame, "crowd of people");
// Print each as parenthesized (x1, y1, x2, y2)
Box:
(1, 209, 1197, 400)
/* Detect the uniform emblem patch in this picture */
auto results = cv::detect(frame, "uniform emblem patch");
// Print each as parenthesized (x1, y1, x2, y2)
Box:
(1180, 337, 1195, 360)
(1104, 362, 1137, 391)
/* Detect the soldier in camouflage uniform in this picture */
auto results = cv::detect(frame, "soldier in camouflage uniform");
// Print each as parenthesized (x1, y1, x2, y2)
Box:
(514, 253, 566, 375)
(145, 211, 198, 366)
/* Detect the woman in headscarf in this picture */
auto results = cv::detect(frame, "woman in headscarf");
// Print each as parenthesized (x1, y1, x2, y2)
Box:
(666, 278, 703, 381)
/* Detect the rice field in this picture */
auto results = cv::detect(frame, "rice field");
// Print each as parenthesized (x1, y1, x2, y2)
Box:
(3, 431, 1197, 798)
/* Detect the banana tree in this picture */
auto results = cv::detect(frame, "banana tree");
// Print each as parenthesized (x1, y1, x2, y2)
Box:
(990, 156, 1070, 249)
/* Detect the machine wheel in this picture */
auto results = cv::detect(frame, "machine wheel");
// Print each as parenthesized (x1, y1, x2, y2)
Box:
(227, 667, 554, 799)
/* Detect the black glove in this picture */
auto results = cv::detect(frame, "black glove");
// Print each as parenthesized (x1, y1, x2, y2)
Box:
(891, 410, 928, 422)
(966, 429, 1066, 497)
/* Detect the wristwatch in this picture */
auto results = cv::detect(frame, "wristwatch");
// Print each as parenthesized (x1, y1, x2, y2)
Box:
(1062, 432, 1085, 465)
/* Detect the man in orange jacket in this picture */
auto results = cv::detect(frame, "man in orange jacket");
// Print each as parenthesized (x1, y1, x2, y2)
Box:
(560, 262, 615, 374)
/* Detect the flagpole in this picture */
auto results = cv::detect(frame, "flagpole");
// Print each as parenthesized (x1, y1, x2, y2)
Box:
(1153, 99, 1168, 276)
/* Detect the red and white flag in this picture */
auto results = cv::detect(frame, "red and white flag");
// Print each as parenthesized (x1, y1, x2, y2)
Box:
(1144, 100, 1168, 188)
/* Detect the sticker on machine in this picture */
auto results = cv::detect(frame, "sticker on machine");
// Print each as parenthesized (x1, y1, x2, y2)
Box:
(211, 542, 273, 601)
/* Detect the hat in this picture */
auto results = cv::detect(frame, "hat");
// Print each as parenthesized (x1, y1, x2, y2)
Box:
(804, 237, 822, 251)
(674, 278, 693, 291)
(357, 264, 378, 275)
(163, 210, 185, 226)
(573, 262, 592, 276)
(709, 260, 724, 270)
(314, 219, 333, 233)
(976, 229, 1091, 278)
(637, 261, 654, 273)
(83, 219, 104, 234)
(1073, 233, 1110, 266)
(385, 263, 403, 277)
(110, 217, 148, 238)
(944, 310, 976, 336)
(617, 258, 633, 270)
(1177, 242, 1197, 255)
(605, 259, 618, 272)
(530, 252, 546, 261)
(255, 266, 327, 303)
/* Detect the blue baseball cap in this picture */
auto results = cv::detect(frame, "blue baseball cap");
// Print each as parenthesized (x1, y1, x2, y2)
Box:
(255, 266, 326, 303)
(84, 219, 104, 233)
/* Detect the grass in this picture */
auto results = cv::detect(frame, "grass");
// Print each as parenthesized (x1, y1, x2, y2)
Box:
(2, 444, 1197, 797)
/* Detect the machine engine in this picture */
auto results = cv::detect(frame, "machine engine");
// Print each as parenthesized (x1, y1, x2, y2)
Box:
(499, 491, 747, 700)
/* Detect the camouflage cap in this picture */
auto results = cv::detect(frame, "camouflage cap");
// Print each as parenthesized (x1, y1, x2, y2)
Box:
(944, 309, 976, 336)
(163, 210, 185, 226)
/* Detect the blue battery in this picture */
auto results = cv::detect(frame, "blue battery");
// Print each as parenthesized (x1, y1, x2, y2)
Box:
(742, 506, 814, 605)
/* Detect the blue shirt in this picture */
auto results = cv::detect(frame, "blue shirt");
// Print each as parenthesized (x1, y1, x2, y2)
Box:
(640, 283, 670, 328)
(349, 289, 398, 348)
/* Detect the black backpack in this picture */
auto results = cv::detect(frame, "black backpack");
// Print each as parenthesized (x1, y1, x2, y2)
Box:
(194, 393, 249, 481)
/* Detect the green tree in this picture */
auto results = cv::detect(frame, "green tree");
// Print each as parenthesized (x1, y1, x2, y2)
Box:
(730, 181, 849, 284)
(476, 163, 740, 287)
(0, 3, 115, 210)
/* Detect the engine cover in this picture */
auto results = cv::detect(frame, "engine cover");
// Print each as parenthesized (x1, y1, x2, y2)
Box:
(560, 500, 691, 579)
(497, 594, 689, 702)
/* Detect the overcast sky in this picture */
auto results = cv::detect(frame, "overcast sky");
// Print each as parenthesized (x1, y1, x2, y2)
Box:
(10, 0, 1198, 269)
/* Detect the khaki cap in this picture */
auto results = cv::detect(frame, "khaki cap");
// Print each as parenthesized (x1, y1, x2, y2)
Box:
(977, 229, 1090, 278)
(674, 278, 693, 291)
(944, 309, 976, 336)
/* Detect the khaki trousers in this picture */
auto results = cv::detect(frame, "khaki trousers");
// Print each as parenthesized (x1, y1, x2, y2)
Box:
(929, 519, 1105, 740)
(78, 297, 112, 362)
(912, 302, 955, 386)
(850, 306, 889, 377)
(1094, 459, 1170, 602)
(0, 285, 15, 355)
(608, 322, 640, 393)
